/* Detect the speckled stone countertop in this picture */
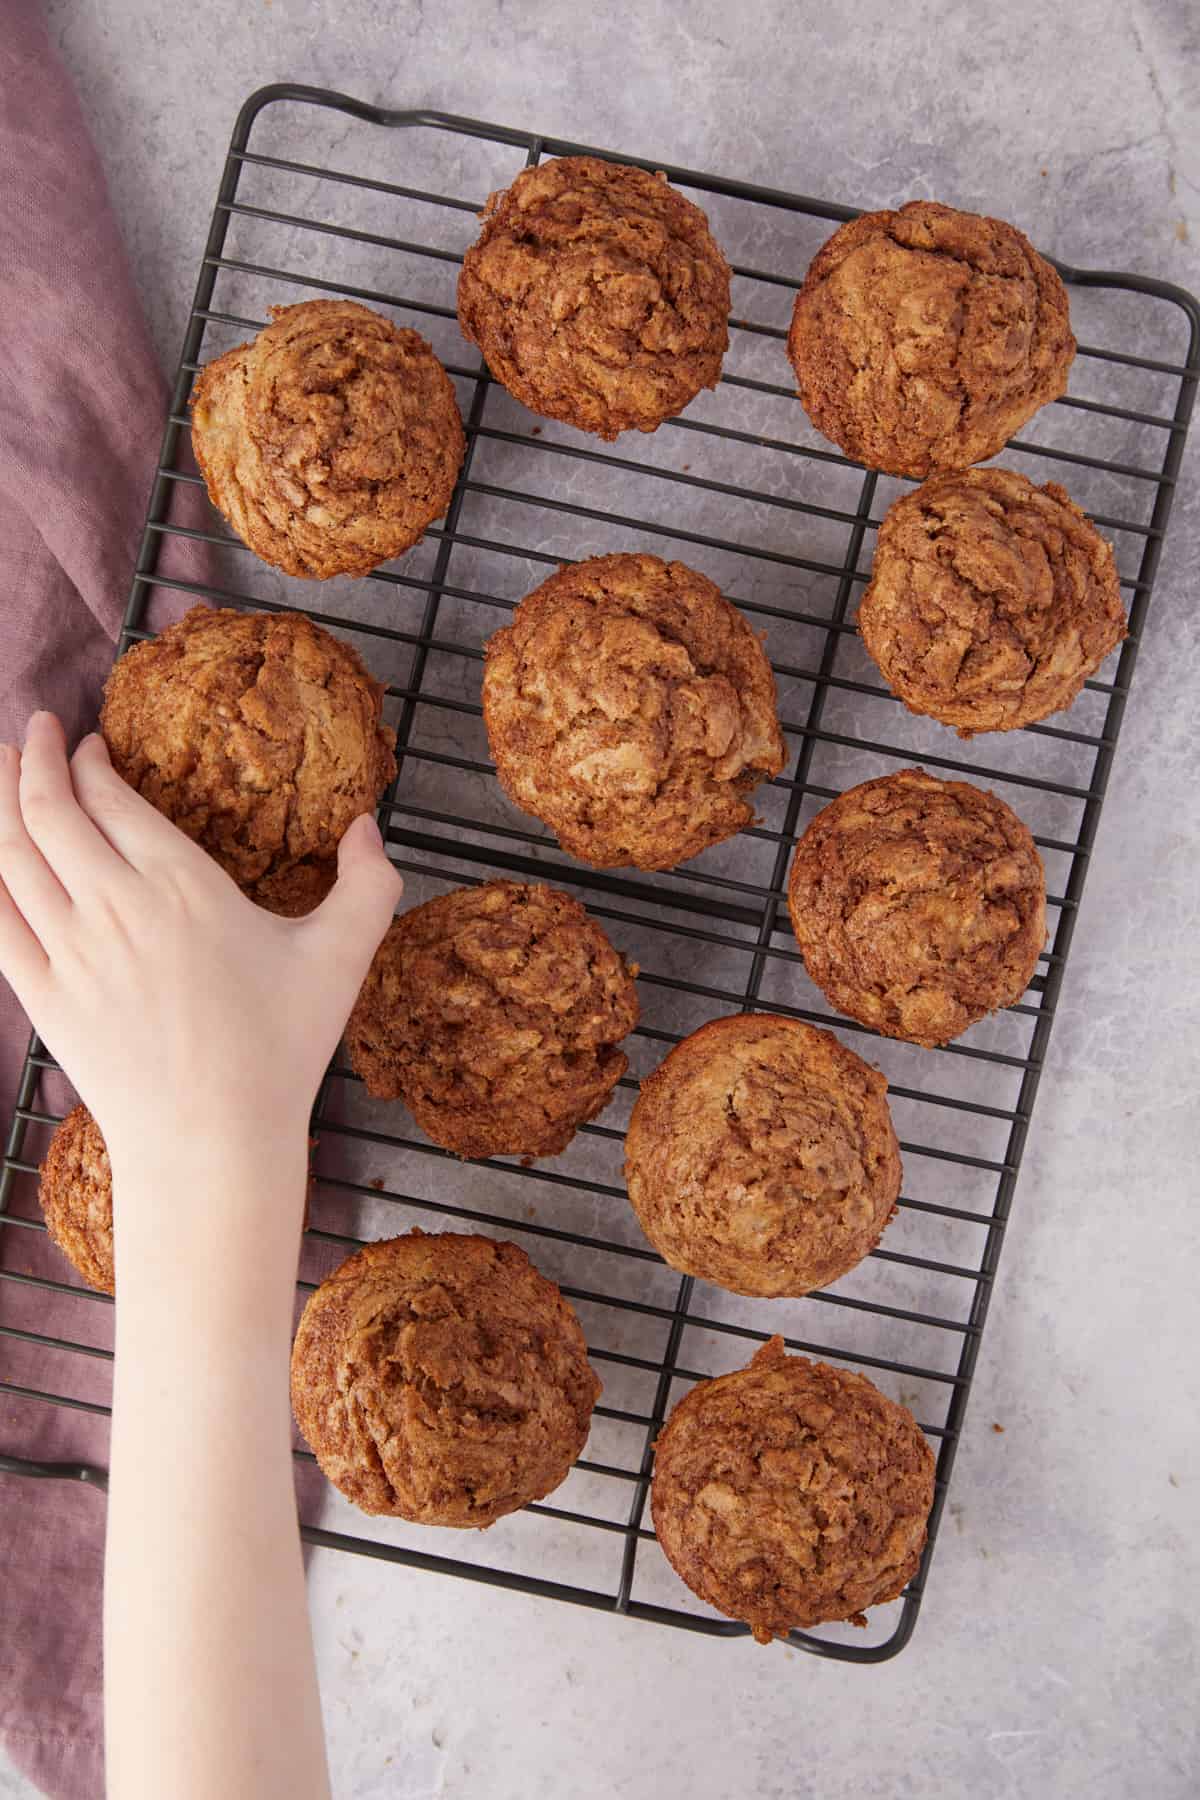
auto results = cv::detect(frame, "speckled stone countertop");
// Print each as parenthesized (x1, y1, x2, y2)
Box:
(4, 3, 1197, 1796)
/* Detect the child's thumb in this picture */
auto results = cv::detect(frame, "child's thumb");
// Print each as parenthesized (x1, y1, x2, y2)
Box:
(308, 813, 402, 955)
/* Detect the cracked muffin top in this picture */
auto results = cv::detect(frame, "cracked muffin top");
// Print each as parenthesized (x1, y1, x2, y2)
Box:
(291, 1230, 601, 1526)
(39, 1105, 113, 1295)
(858, 467, 1126, 735)
(457, 156, 731, 439)
(787, 769, 1046, 1047)
(190, 298, 464, 577)
(651, 1336, 935, 1641)
(345, 880, 639, 1159)
(101, 605, 397, 916)
(625, 1014, 900, 1298)
(482, 553, 785, 870)
(787, 201, 1074, 477)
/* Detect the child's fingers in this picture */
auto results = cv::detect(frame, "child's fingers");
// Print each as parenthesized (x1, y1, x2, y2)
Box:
(0, 863, 51, 1008)
(19, 713, 130, 899)
(69, 734, 207, 872)
(302, 814, 402, 979)
(0, 738, 73, 942)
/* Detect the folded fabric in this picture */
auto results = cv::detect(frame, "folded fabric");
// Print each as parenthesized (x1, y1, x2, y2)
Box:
(0, 6, 201, 1793)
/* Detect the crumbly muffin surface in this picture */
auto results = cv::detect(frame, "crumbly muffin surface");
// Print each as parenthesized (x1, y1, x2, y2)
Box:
(483, 553, 785, 870)
(101, 606, 396, 915)
(346, 881, 639, 1159)
(39, 1105, 113, 1295)
(191, 298, 464, 577)
(859, 468, 1125, 735)
(651, 1337, 935, 1640)
(291, 1231, 601, 1526)
(625, 1014, 900, 1297)
(787, 201, 1075, 477)
(458, 156, 731, 439)
(787, 769, 1046, 1046)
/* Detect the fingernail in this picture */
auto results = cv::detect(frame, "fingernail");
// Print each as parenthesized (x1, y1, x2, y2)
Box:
(362, 813, 383, 847)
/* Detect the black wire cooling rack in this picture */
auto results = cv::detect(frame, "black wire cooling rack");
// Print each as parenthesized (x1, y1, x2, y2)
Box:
(2, 85, 1198, 1663)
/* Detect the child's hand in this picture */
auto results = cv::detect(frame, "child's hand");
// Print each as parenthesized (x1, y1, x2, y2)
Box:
(0, 711, 401, 1171)
(0, 721, 394, 1800)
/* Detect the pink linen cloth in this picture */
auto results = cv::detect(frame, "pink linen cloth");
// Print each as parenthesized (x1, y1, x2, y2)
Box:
(0, 5, 198, 1792)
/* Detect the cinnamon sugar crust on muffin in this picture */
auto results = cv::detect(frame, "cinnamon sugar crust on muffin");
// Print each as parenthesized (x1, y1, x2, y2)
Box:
(787, 201, 1075, 478)
(787, 768, 1046, 1047)
(858, 467, 1126, 736)
(345, 880, 639, 1159)
(651, 1336, 934, 1641)
(482, 553, 785, 870)
(457, 156, 731, 439)
(101, 606, 397, 916)
(38, 1105, 113, 1295)
(290, 1230, 600, 1526)
(625, 1014, 900, 1297)
(191, 298, 464, 578)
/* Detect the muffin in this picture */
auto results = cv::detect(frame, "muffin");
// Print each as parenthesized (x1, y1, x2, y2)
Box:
(346, 880, 639, 1159)
(787, 768, 1046, 1046)
(101, 605, 397, 915)
(624, 1014, 900, 1297)
(191, 298, 464, 577)
(38, 1105, 113, 1295)
(651, 1336, 935, 1641)
(787, 201, 1075, 478)
(858, 467, 1126, 736)
(457, 156, 731, 439)
(291, 1230, 601, 1525)
(482, 553, 785, 869)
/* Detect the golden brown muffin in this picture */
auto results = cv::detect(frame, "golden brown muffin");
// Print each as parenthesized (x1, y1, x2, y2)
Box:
(191, 298, 464, 577)
(346, 880, 639, 1159)
(651, 1336, 935, 1641)
(787, 201, 1075, 478)
(858, 468, 1126, 736)
(291, 1230, 601, 1525)
(38, 1105, 113, 1295)
(457, 156, 731, 439)
(482, 554, 785, 869)
(787, 768, 1046, 1047)
(624, 1014, 900, 1297)
(101, 606, 397, 915)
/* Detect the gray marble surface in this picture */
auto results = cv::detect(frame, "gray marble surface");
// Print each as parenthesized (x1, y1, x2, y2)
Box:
(4, 1, 1199, 1795)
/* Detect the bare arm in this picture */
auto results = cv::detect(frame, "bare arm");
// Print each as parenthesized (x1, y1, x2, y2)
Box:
(106, 1135, 327, 1800)
(0, 714, 401, 1800)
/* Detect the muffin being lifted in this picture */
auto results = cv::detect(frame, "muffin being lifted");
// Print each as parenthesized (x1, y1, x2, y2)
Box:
(458, 157, 731, 439)
(191, 298, 464, 578)
(787, 201, 1074, 478)
(346, 880, 639, 1160)
(101, 606, 397, 916)
(483, 553, 785, 870)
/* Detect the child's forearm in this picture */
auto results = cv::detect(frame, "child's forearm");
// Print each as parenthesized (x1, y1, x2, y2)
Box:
(104, 1137, 330, 1800)
(0, 717, 401, 1796)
